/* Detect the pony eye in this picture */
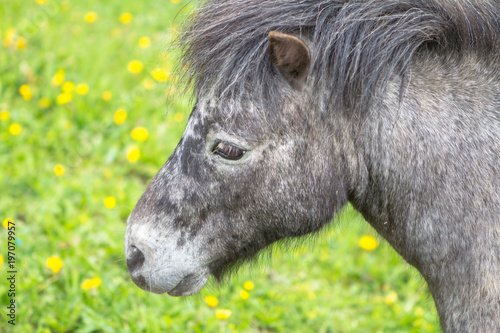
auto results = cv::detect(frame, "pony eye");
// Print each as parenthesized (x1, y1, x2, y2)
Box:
(212, 141, 246, 160)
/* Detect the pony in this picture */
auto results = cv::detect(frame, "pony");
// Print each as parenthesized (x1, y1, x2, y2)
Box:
(125, 0, 500, 331)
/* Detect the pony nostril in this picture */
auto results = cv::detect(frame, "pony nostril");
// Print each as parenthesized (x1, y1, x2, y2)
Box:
(127, 245, 145, 273)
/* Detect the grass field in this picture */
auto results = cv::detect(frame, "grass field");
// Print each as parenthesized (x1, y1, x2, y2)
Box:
(0, 0, 441, 332)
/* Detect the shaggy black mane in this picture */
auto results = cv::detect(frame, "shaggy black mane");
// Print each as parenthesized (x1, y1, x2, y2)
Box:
(180, 0, 499, 113)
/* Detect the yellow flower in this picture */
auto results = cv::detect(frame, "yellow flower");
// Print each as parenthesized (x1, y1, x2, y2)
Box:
(173, 112, 184, 123)
(3, 218, 13, 228)
(0, 110, 9, 121)
(84, 12, 98, 23)
(3, 28, 16, 47)
(385, 291, 398, 305)
(102, 90, 112, 101)
(359, 235, 378, 251)
(205, 295, 218, 307)
(53, 164, 65, 176)
(36, 0, 48, 4)
(61, 1, 71, 11)
(120, 12, 133, 24)
(16, 37, 27, 50)
(76, 83, 89, 95)
(0, 254, 3, 265)
(111, 27, 122, 38)
(127, 60, 143, 74)
(307, 310, 318, 319)
(62, 81, 75, 93)
(127, 146, 141, 162)
(131, 126, 149, 141)
(166, 87, 177, 98)
(9, 123, 22, 136)
(81, 277, 101, 290)
(240, 290, 249, 300)
(52, 69, 65, 86)
(103, 169, 112, 179)
(171, 0, 182, 4)
(138, 36, 151, 49)
(215, 309, 232, 320)
(104, 196, 116, 209)
(46, 256, 63, 273)
(38, 97, 51, 108)
(414, 307, 424, 316)
(19, 84, 32, 101)
(169, 24, 180, 39)
(141, 79, 155, 90)
(151, 68, 169, 82)
(56, 93, 72, 105)
(243, 281, 255, 291)
(114, 109, 127, 125)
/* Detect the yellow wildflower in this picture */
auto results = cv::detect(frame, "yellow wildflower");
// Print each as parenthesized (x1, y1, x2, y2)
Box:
(3, 218, 14, 228)
(240, 290, 249, 300)
(84, 12, 98, 23)
(3, 28, 16, 47)
(81, 277, 101, 290)
(359, 235, 378, 251)
(56, 93, 72, 105)
(36, 0, 48, 4)
(62, 81, 75, 93)
(166, 87, 177, 98)
(102, 90, 112, 101)
(39, 97, 51, 108)
(131, 126, 149, 141)
(414, 307, 424, 316)
(46, 256, 63, 273)
(169, 24, 180, 39)
(307, 310, 318, 319)
(9, 123, 22, 136)
(53, 164, 65, 176)
(205, 296, 218, 307)
(243, 281, 255, 291)
(127, 60, 143, 74)
(76, 83, 89, 95)
(0, 254, 3, 265)
(120, 12, 133, 24)
(126, 146, 141, 163)
(16, 37, 27, 50)
(0, 110, 9, 121)
(151, 68, 169, 82)
(52, 69, 65, 86)
(141, 79, 155, 90)
(215, 309, 232, 320)
(111, 27, 122, 38)
(114, 109, 127, 125)
(171, 0, 182, 4)
(173, 112, 184, 123)
(61, 1, 71, 11)
(104, 196, 116, 209)
(103, 169, 112, 179)
(138, 36, 151, 49)
(19, 84, 32, 101)
(385, 291, 398, 305)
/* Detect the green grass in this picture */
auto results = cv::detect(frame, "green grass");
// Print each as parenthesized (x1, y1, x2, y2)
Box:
(0, 0, 440, 332)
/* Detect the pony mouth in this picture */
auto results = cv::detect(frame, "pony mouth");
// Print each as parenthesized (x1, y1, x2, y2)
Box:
(129, 268, 210, 296)
(167, 271, 210, 297)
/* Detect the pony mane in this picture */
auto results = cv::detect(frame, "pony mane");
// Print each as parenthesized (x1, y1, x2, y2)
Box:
(179, 0, 500, 113)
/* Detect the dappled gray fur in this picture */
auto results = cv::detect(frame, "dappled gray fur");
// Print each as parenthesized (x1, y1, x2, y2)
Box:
(180, 0, 499, 113)
(126, 1, 500, 332)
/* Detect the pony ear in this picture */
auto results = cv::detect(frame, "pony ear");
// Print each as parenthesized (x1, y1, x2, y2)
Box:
(267, 30, 311, 89)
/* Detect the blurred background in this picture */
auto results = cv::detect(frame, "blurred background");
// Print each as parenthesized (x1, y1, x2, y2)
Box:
(0, 0, 440, 332)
